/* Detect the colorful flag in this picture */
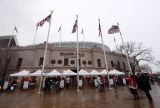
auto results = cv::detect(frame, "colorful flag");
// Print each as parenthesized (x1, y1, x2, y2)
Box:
(108, 25, 120, 34)
(81, 28, 83, 34)
(72, 19, 77, 33)
(14, 26, 18, 33)
(36, 14, 51, 27)
(98, 21, 101, 36)
(58, 25, 62, 32)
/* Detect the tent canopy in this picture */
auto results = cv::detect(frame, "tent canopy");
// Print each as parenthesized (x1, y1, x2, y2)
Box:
(45, 69, 61, 76)
(100, 70, 109, 75)
(109, 69, 125, 75)
(28, 70, 46, 76)
(79, 69, 90, 76)
(62, 69, 76, 76)
(10, 70, 29, 77)
(90, 70, 101, 76)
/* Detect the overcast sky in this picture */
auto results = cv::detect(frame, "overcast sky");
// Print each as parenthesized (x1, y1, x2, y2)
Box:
(0, 0, 160, 70)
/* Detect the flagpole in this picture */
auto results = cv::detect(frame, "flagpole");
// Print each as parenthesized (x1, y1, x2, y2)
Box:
(8, 26, 16, 47)
(33, 27, 38, 45)
(82, 29, 85, 48)
(76, 15, 80, 91)
(113, 36, 118, 50)
(117, 23, 133, 75)
(58, 27, 62, 47)
(98, 19, 111, 88)
(38, 11, 53, 93)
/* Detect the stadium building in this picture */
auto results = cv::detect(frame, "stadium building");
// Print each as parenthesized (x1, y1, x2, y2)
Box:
(0, 35, 140, 78)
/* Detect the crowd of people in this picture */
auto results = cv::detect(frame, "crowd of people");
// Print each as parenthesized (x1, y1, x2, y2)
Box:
(126, 73, 153, 103)
(0, 72, 159, 103)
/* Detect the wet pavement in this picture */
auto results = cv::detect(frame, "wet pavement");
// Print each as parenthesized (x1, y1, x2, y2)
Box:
(0, 83, 160, 108)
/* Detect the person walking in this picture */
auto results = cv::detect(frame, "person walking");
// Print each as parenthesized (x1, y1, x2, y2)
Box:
(128, 75, 139, 100)
(140, 73, 153, 103)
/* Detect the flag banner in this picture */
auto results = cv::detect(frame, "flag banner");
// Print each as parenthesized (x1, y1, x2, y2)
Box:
(108, 25, 120, 34)
(72, 19, 77, 33)
(81, 28, 83, 34)
(36, 14, 51, 27)
(98, 21, 101, 36)
(14, 26, 18, 33)
(58, 25, 62, 32)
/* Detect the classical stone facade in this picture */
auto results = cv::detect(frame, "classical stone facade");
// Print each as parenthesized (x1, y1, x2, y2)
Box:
(0, 36, 140, 77)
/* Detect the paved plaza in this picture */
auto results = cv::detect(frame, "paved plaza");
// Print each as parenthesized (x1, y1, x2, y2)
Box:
(0, 83, 160, 108)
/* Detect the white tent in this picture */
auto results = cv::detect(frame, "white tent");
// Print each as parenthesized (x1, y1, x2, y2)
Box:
(62, 69, 76, 76)
(79, 69, 90, 76)
(90, 70, 101, 76)
(100, 70, 109, 75)
(28, 70, 46, 76)
(109, 69, 125, 75)
(10, 70, 29, 77)
(45, 69, 62, 76)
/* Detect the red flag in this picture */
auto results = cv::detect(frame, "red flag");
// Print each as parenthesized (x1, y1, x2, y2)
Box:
(72, 19, 77, 33)
(108, 25, 120, 34)
(36, 14, 51, 27)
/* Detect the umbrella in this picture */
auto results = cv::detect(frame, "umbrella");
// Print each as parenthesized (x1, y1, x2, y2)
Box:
(10, 70, 29, 77)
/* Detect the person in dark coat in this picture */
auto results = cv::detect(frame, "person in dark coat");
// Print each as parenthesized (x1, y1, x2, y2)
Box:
(140, 73, 153, 103)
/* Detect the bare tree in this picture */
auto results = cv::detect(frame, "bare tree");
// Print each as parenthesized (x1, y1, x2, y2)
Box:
(115, 41, 154, 74)
(139, 64, 152, 72)
(154, 60, 160, 70)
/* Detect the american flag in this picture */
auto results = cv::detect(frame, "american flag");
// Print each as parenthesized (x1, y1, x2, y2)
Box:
(72, 19, 77, 33)
(36, 14, 51, 27)
(108, 25, 120, 34)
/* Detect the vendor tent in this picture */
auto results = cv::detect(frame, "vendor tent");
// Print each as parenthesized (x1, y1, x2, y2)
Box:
(28, 70, 46, 76)
(45, 70, 61, 76)
(79, 69, 90, 76)
(100, 70, 109, 75)
(109, 69, 125, 75)
(90, 70, 101, 76)
(62, 69, 76, 76)
(10, 70, 29, 77)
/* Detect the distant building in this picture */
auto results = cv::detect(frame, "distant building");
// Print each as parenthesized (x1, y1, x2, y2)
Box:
(0, 35, 140, 78)
(0, 35, 18, 48)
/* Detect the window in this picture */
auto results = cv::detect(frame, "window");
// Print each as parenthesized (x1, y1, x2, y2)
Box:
(88, 61, 92, 65)
(123, 62, 126, 69)
(111, 61, 114, 67)
(117, 61, 120, 68)
(70, 60, 75, 64)
(51, 60, 56, 64)
(97, 59, 101, 67)
(82, 61, 86, 65)
(64, 58, 68, 66)
(39, 57, 44, 66)
(17, 58, 22, 69)
(58, 60, 62, 64)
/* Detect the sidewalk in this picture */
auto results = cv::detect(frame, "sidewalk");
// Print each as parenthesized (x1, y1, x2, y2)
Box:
(0, 83, 160, 108)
